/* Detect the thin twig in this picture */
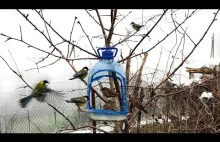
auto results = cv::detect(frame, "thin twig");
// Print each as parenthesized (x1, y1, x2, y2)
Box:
(175, 21, 196, 45)
(25, 58, 61, 72)
(128, 9, 220, 125)
(118, 9, 197, 63)
(114, 11, 132, 28)
(150, 46, 162, 85)
(17, 9, 106, 103)
(37, 41, 66, 65)
(0, 33, 62, 59)
(67, 16, 77, 58)
(15, 86, 29, 90)
(31, 9, 97, 58)
(124, 9, 168, 62)
(154, 9, 219, 91)
(19, 25, 23, 41)
(40, 10, 52, 43)
(0, 55, 32, 89)
(47, 103, 76, 130)
(8, 50, 21, 75)
(25, 116, 43, 133)
(167, 30, 186, 74)
(77, 21, 97, 55)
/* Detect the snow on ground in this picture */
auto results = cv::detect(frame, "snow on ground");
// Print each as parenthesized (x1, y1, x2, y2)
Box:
(60, 115, 190, 133)
(199, 92, 213, 101)
(183, 78, 202, 86)
(70, 125, 114, 133)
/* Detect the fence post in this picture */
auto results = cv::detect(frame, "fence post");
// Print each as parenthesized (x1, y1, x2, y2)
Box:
(137, 88, 144, 133)
(92, 89, 96, 134)
(0, 115, 2, 133)
(27, 110, 31, 133)
(54, 109, 57, 130)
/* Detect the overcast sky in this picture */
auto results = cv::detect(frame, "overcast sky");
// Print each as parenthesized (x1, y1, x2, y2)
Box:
(0, 9, 220, 92)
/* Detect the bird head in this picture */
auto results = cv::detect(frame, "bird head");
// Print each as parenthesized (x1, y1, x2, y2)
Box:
(83, 96, 89, 101)
(130, 22, 135, 25)
(41, 80, 50, 85)
(83, 66, 89, 71)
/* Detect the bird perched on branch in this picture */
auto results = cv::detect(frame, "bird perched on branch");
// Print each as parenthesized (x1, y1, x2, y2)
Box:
(65, 96, 89, 110)
(101, 87, 119, 98)
(19, 80, 65, 108)
(130, 22, 143, 32)
(69, 66, 89, 80)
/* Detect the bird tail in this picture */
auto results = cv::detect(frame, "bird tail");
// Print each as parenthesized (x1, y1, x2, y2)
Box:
(65, 100, 73, 103)
(19, 95, 33, 108)
(69, 77, 76, 80)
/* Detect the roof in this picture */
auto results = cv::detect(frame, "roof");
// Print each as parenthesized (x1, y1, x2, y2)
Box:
(185, 57, 220, 69)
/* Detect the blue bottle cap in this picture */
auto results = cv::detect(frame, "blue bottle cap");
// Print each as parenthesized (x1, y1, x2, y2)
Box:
(97, 47, 118, 59)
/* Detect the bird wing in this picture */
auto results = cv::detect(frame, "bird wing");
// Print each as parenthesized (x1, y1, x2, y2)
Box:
(73, 69, 87, 78)
(43, 88, 65, 104)
(134, 23, 143, 28)
(70, 97, 86, 103)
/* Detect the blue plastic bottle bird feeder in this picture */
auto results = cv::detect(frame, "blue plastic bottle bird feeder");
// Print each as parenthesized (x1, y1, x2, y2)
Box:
(87, 47, 129, 121)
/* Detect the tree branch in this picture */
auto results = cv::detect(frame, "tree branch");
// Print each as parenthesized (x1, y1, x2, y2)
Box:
(128, 9, 219, 124)
(47, 103, 76, 130)
(95, 9, 108, 45)
(77, 21, 98, 55)
(31, 9, 97, 58)
(0, 55, 32, 89)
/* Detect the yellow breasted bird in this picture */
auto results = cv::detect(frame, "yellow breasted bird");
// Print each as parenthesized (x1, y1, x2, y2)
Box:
(65, 96, 89, 110)
(69, 66, 89, 80)
(101, 87, 118, 98)
(130, 22, 143, 32)
(19, 80, 65, 108)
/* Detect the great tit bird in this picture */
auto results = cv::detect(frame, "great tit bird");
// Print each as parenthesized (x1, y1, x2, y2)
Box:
(19, 80, 65, 108)
(130, 22, 143, 32)
(100, 87, 118, 97)
(69, 66, 89, 80)
(65, 96, 89, 110)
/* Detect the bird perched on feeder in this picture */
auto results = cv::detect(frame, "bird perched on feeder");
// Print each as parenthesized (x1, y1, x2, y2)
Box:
(100, 87, 119, 98)
(130, 22, 143, 32)
(69, 66, 89, 80)
(19, 80, 65, 108)
(65, 96, 89, 111)
(103, 100, 116, 111)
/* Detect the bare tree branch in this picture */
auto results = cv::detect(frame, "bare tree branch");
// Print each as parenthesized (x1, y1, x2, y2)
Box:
(77, 21, 98, 55)
(25, 58, 61, 72)
(154, 9, 219, 91)
(0, 33, 63, 59)
(114, 11, 132, 28)
(31, 9, 98, 58)
(0, 55, 32, 89)
(40, 10, 52, 43)
(95, 9, 108, 45)
(47, 103, 76, 130)
(118, 9, 198, 63)
(118, 9, 168, 63)
(128, 9, 219, 125)
(67, 16, 77, 58)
